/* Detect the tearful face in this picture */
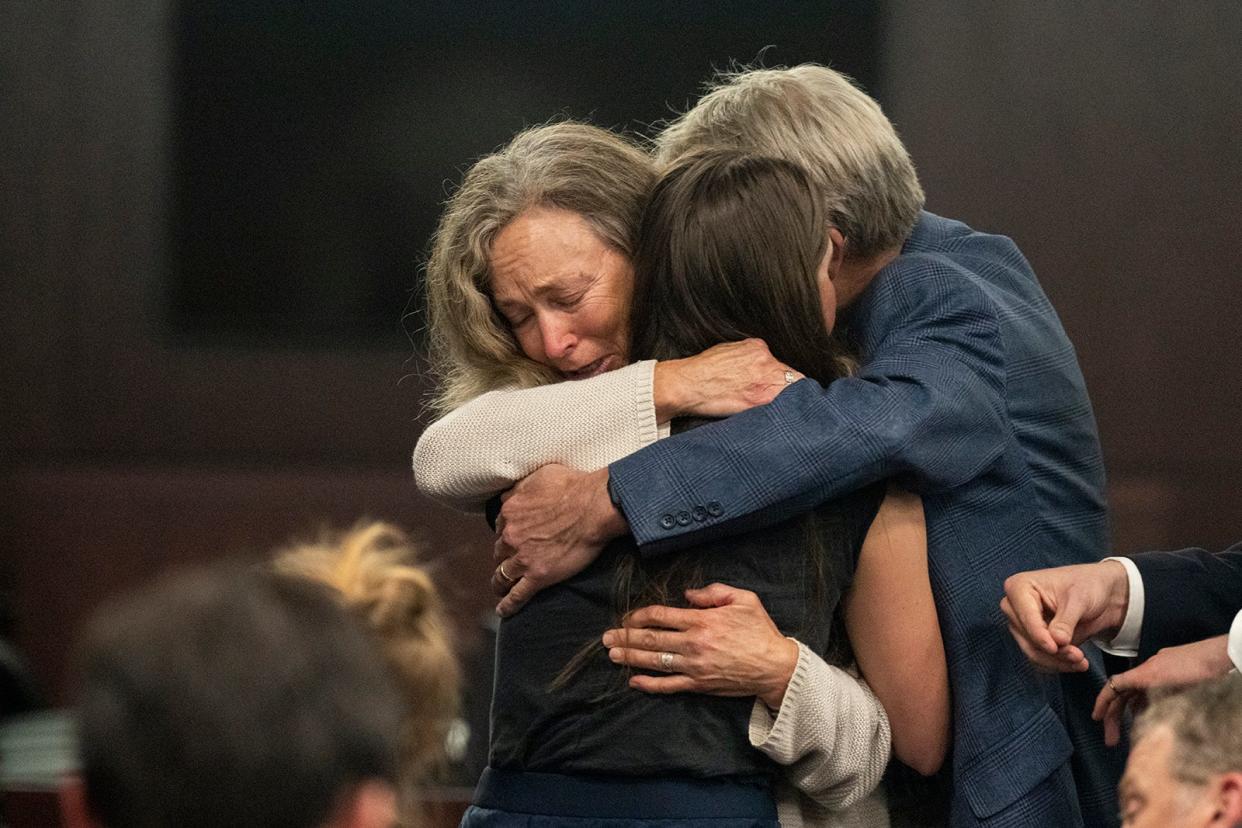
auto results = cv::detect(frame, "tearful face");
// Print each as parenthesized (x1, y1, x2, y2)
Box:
(489, 206, 634, 379)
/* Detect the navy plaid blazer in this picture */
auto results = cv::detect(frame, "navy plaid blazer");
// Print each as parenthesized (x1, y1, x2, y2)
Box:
(609, 213, 1125, 827)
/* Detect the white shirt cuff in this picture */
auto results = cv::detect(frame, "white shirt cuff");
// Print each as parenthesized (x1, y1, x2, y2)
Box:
(1093, 557, 1144, 657)
(1229, 610, 1242, 674)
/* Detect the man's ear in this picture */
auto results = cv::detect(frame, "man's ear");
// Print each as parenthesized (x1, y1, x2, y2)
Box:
(1207, 771, 1242, 827)
(59, 775, 104, 828)
(329, 780, 399, 828)
(826, 228, 847, 280)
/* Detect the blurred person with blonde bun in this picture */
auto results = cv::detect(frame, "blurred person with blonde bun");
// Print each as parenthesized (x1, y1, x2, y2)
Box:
(274, 521, 461, 820)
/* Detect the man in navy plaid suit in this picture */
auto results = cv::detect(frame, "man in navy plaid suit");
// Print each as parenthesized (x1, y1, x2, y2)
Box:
(495, 65, 1123, 826)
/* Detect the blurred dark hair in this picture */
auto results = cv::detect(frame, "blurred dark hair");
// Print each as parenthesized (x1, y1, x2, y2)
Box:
(74, 563, 403, 828)
(630, 148, 851, 381)
(556, 151, 858, 693)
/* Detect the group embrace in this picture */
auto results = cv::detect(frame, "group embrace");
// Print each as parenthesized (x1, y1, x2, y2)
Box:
(414, 65, 1120, 828)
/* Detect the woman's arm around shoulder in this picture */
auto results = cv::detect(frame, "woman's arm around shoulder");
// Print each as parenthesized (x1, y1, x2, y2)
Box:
(412, 360, 666, 511)
(844, 485, 950, 776)
(414, 340, 795, 512)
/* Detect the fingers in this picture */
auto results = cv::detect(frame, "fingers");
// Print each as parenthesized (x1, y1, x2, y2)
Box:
(1000, 583, 1059, 656)
(1093, 678, 1139, 748)
(602, 626, 686, 654)
(607, 645, 683, 673)
(1097, 657, 1167, 701)
(621, 604, 699, 631)
(490, 549, 523, 597)
(1047, 588, 1088, 648)
(628, 674, 699, 695)
(684, 583, 749, 608)
(1093, 670, 1146, 748)
(1092, 677, 1117, 722)
(491, 537, 520, 595)
(1055, 643, 1089, 672)
(1099, 689, 1129, 747)
(495, 576, 541, 618)
(1005, 619, 1084, 672)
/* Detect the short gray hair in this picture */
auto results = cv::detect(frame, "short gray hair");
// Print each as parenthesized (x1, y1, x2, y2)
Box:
(656, 64, 924, 259)
(1133, 673, 1242, 785)
(424, 122, 655, 415)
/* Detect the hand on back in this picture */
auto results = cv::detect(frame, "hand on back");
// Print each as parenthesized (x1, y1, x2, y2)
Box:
(492, 465, 627, 616)
(601, 583, 799, 710)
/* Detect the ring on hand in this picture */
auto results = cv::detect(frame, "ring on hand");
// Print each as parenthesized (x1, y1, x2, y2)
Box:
(783, 369, 796, 385)
(659, 651, 675, 671)
(1107, 678, 1118, 694)
(498, 560, 516, 583)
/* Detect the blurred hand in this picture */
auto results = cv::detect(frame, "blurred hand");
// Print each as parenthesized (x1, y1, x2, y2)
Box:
(653, 339, 802, 422)
(1092, 634, 1233, 746)
(601, 583, 799, 710)
(492, 465, 627, 617)
(1001, 560, 1130, 672)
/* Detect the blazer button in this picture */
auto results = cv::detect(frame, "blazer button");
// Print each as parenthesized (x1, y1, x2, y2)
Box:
(659, 513, 676, 530)
(706, 501, 724, 517)
(691, 505, 708, 522)
(676, 510, 692, 526)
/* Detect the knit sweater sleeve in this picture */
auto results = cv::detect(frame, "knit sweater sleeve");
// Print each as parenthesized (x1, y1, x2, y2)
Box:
(413, 360, 667, 512)
(749, 640, 892, 813)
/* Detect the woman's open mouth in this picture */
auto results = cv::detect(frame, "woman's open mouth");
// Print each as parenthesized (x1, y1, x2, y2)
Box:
(562, 355, 617, 380)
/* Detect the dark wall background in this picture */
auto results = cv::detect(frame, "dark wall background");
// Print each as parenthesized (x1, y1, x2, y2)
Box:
(0, 0, 880, 705)
(2, 1, 1240, 715)
(883, 3, 1242, 551)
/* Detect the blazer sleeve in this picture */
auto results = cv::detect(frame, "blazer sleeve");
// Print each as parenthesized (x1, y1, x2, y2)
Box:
(412, 360, 666, 512)
(1130, 542, 1242, 660)
(609, 255, 1010, 553)
(748, 640, 891, 812)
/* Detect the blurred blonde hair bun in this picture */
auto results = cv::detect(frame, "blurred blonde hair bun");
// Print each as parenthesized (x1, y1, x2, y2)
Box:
(273, 521, 460, 799)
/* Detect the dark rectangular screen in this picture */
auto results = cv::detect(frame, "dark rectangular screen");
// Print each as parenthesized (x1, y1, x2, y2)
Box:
(169, 1, 883, 348)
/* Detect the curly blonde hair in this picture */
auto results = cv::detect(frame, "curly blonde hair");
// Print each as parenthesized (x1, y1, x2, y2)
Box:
(272, 522, 459, 822)
(424, 121, 656, 415)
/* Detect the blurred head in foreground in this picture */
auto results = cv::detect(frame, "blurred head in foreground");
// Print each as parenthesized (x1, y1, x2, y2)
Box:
(63, 563, 404, 828)
(273, 521, 461, 812)
(1120, 674, 1242, 828)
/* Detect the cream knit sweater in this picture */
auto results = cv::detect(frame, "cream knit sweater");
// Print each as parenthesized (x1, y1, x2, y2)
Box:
(755, 643, 891, 828)
(413, 359, 891, 826)
(414, 361, 670, 512)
